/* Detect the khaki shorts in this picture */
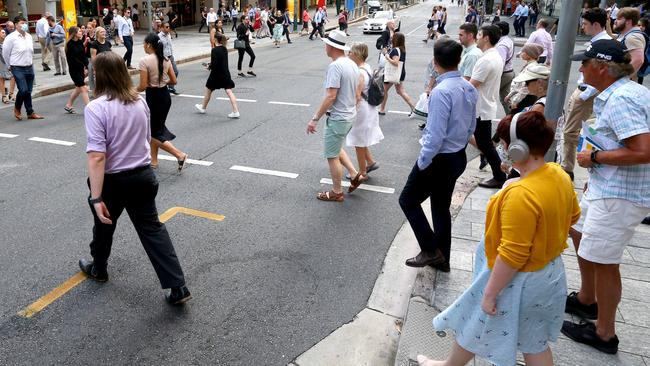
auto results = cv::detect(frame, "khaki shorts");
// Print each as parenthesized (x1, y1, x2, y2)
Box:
(323, 117, 353, 158)
(573, 197, 650, 264)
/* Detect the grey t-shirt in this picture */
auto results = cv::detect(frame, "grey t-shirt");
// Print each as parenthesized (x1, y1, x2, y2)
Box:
(324, 56, 359, 121)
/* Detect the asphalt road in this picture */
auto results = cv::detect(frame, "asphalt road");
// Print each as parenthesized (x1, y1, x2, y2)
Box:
(0, 2, 474, 364)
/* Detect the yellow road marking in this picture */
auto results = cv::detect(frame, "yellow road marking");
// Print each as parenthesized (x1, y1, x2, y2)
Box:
(17, 206, 224, 318)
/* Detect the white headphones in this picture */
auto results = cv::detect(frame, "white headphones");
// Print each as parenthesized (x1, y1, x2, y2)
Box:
(508, 112, 529, 162)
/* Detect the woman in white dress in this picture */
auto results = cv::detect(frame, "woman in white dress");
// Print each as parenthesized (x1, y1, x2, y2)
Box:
(346, 42, 384, 193)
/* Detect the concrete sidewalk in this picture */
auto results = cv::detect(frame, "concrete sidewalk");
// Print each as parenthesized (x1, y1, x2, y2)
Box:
(393, 158, 650, 365)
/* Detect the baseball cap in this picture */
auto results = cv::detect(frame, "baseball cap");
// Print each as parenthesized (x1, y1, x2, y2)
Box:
(570, 39, 628, 63)
(513, 64, 551, 83)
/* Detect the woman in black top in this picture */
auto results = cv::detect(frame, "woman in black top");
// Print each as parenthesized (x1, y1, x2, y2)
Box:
(194, 33, 240, 118)
(378, 32, 414, 115)
(64, 26, 90, 113)
(89, 26, 112, 91)
(236, 15, 256, 77)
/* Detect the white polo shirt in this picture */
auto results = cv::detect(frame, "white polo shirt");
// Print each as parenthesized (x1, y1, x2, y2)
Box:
(471, 47, 504, 121)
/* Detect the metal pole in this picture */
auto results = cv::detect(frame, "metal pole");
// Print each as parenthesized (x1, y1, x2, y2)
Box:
(294, 0, 298, 32)
(20, 0, 28, 19)
(147, 0, 153, 32)
(544, 0, 582, 161)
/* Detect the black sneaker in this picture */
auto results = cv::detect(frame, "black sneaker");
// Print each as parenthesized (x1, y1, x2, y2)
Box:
(561, 320, 619, 354)
(418, 123, 426, 130)
(166, 286, 192, 305)
(479, 154, 488, 170)
(79, 259, 108, 282)
(565, 291, 598, 320)
(247, 71, 257, 77)
(478, 178, 504, 189)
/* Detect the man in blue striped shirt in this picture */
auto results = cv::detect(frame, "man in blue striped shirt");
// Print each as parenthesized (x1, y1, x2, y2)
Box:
(400, 38, 478, 271)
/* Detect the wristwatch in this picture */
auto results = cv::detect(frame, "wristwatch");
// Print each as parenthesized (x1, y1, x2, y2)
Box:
(310, 116, 319, 122)
(88, 196, 103, 205)
(590, 150, 599, 164)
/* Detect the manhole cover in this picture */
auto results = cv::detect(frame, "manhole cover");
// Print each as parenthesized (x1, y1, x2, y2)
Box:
(235, 87, 255, 94)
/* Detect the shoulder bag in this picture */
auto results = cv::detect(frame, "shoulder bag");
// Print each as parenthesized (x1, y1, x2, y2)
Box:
(383, 48, 403, 84)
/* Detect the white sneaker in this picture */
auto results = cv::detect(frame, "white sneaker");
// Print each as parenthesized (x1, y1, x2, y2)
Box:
(228, 111, 240, 119)
(194, 104, 206, 114)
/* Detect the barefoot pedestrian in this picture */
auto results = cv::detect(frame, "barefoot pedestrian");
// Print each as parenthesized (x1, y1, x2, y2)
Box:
(80, 51, 191, 305)
(137, 33, 188, 172)
(194, 33, 240, 118)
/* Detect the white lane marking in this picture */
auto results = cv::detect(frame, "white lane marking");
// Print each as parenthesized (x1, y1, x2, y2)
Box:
(28, 137, 76, 146)
(216, 97, 257, 103)
(230, 165, 299, 179)
(158, 154, 214, 166)
(320, 178, 395, 194)
(0, 133, 19, 138)
(388, 110, 411, 115)
(268, 101, 311, 107)
(175, 94, 257, 103)
(406, 22, 426, 36)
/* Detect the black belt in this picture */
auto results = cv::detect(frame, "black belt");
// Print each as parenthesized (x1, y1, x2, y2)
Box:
(105, 165, 150, 177)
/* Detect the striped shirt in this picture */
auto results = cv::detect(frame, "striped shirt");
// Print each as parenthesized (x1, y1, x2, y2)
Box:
(585, 78, 650, 208)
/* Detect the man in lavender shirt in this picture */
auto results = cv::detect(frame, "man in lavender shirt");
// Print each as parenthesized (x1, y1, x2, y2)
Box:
(526, 18, 554, 64)
(81, 52, 190, 305)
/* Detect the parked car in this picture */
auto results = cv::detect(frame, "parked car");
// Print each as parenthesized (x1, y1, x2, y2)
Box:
(362, 10, 400, 33)
(366, 0, 383, 13)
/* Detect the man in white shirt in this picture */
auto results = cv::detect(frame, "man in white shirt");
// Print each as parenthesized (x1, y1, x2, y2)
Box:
(469, 24, 505, 188)
(2, 17, 44, 120)
(526, 18, 554, 64)
(495, 21, 515, 114)
(207, 8, 218, 30)
(561, 8, 612, 179)
(35, 12, 52, 71)
(117, 9, 135, 69)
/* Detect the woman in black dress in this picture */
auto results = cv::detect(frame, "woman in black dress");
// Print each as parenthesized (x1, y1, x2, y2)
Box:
(64, 26, 90, 113)
(136, 33, 188, 173)
(194, 33, 240, 118)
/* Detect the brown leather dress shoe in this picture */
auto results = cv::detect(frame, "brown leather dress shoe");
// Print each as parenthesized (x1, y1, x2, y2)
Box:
(14, 108, 22, 120)
(405, 249, 446, 267)
(28, 113, 44, 119)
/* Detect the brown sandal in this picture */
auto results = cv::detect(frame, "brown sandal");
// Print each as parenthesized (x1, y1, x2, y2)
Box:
(348, 173, 368, 193)
(317, 190, 344, 202)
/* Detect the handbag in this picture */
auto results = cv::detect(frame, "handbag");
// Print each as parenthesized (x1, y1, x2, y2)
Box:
(234, 39, 246, 49)
(383, 48, 403, 84)
(411, 93, 429, 121)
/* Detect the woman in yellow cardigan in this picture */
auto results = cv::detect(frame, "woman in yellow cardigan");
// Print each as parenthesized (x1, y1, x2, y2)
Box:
(418, 111, 581, 366)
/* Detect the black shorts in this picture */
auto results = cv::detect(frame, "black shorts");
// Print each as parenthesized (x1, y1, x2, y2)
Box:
(132, 14, 139, 22)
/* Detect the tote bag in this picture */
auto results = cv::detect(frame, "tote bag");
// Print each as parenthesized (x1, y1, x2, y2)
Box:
(383, 48, 403, 84)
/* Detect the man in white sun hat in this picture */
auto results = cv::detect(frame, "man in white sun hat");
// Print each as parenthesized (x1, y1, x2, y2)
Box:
(306, 29, 361, 202)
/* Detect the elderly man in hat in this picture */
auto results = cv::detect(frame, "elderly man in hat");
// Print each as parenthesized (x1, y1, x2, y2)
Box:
(561, 39, 650, 355)
(306, 30, 361, 202)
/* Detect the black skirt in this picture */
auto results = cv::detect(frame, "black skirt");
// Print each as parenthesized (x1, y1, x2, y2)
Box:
(145, 87, 176, 142)
(206, 74, 235, 90)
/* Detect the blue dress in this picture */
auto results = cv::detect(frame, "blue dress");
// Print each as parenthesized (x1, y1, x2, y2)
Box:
(433, 239, 567, 366)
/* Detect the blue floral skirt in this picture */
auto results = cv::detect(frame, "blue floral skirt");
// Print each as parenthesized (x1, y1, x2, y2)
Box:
(433, 239, 567, 366)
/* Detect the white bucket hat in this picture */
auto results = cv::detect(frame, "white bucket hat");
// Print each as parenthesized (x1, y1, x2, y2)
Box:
(322, 29, 350, 51)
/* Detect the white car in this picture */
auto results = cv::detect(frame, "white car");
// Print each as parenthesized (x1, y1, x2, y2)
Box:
(362, 10, 401, 34)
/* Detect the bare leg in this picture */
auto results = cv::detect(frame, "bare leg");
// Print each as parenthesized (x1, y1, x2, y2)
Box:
(416, 340, 475, 366)
(66, 87, 81, 108)
(202, 88, 213, 109)
(80, 86, 90, 105)
(365, 148, 376, 166)
(594, 263, 621, 340)
(151, 140, 160, 166)
(327, 157, 344, 194)
(355, 146, 368, 175)
(395, 84, 415, 110)
(569, 228, 596, 305)
(523, 347, 554, 366)
(379, 83, 393, 113)
(338, 149, 359, 178)
(225, 89, 239, 112)
(9, 77, 15, 94)
(151, 138, 187, 162)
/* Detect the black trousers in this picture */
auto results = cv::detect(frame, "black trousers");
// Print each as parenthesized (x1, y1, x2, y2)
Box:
(122, 35, 133, 67)
(309, 23, 324, 38)
(283, 25, 291, 42)
(87, 166, 186, 289)
(237, 43, 255, 70)
(399, 149, 467, 262)
(474, 118, 506, 182)
(198, 18, 207, 32)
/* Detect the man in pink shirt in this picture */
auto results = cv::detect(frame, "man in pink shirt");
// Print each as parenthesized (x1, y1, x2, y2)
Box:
(526, 18, 554, 64)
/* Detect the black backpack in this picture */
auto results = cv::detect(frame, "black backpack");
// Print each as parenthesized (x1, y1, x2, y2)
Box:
(361, 67, 385, 106)
(622, 29, 650, 77)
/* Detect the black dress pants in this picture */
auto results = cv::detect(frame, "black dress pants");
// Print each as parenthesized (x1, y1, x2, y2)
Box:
(474, 118, 506, 182)
(122, 35, 134, 67)
(399, 149, 467, 262)
(87, 166, 186, 289)
(237, 43, 256, 70)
